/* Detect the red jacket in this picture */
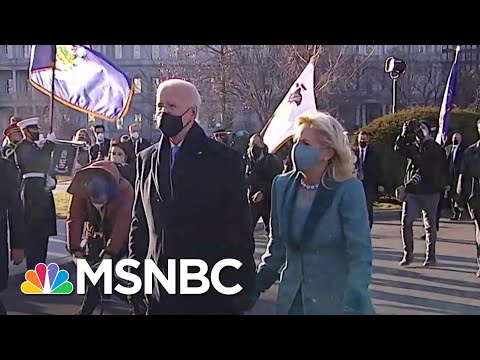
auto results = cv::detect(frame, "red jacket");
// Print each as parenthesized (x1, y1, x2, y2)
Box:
(66, 160, 134, 256)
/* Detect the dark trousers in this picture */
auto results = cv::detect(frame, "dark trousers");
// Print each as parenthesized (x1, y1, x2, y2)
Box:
(26, 235, 49, 270)
(79, 248, 128, 315)
(401, 193, 440, 259)
(361, 182, 374, 229)
(448, 191, 463, 219)
(250, 202, 271, 235)
(148, 300, 244, 315)
(436, 192, 443, 231)
(0, 297, 5, 315)
(472, 210, 480, 271)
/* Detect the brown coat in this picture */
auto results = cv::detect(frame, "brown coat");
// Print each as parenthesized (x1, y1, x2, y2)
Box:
(66, 160, 134, 256)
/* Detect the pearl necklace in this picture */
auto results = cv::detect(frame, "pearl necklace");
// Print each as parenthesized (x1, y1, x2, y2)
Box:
(300, 178, 319, 190)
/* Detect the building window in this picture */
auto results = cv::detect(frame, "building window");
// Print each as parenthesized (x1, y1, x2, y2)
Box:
(115, 45, 123, 59)
(152, 77, 160, 90)
(152, 45, 161, 59)
(6, 45, 14, 59)
(116, 117, 124, 130)
(133, 78, 142, 93)
(87, 114, 96, 126)
(365, 45, 376, 55)
(24, 45, 31, 58)
(133, 45, 141, 59)
(134, 114, 143, 127)
(6, 79, 14, 93)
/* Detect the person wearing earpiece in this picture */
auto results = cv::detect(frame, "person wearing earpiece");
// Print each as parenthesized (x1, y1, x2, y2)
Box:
(122, 123, 151, 165)
(89, 124, 111, 162)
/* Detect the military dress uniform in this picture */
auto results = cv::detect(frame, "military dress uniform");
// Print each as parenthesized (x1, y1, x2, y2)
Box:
(1, 122, 22, 162)
(14, 118, 57, 269)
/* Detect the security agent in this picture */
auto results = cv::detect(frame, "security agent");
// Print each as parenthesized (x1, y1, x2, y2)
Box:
(212, 128, 232, 145)
(394, 119, 448, 267)
(456, 119, 480, 277)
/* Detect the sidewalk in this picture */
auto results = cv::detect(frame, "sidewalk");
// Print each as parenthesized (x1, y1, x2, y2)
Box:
(3, 212, 480, 315)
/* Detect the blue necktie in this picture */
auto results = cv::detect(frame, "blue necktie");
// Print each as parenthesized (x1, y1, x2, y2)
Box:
(170, 145, 179, 171)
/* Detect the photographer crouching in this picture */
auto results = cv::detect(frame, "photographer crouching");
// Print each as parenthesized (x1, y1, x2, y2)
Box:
(394, 119, 448, 267)
(65, 160, 134, 315)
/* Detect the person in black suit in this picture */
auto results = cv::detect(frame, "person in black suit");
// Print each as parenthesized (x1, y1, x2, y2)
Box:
(122, 123, 152, 165)
(353, 131, 385, 229)
(445, 132, 465, 220)
(89, 124, 111, 162)
(128, 79, 256, 315)
(0, 157, 25, 315)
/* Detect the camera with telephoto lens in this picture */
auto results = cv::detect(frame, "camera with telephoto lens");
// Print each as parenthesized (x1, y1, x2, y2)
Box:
(80, 233, 107, 267)
(404, 119, 420, 136)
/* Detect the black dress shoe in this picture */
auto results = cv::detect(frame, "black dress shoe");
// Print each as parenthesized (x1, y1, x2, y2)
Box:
(450, 215, 460, 221)
(423, 257, 437, 266)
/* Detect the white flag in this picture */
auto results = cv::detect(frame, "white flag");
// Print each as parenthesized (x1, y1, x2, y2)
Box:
(261, 61, 316, 153)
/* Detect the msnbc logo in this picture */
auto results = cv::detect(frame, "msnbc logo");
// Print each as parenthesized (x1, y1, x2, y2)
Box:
(21, 263, 74, 295)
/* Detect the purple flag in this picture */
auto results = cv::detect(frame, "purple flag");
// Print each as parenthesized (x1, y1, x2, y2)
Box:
(29, 45, 134, 122)
(436, 46, 460, 145)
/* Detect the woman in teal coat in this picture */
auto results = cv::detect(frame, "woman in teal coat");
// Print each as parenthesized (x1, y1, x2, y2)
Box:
(254, 110, 375, 315)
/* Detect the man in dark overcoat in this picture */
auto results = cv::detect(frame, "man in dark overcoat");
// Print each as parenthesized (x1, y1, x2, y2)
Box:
(128, 79, 256, 315)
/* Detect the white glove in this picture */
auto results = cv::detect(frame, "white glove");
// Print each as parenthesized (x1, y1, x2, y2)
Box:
(35, 134, 46, 149)
(46, 132, 57, 143)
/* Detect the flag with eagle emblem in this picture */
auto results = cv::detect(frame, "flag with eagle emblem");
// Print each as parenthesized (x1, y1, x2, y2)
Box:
(28, 45, 134, 122)
(261, 59, 317, 153)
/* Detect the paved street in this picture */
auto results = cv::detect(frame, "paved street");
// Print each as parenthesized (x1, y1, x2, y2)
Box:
(3, 211, 480, 315)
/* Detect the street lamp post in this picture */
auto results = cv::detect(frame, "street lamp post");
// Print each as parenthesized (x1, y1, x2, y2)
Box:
(385, 57, 407, 114)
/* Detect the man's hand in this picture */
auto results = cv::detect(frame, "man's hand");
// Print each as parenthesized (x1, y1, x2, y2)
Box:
(401, 122, 409, 137)
(378, 186, 385, 193)
(10, 249, 24, 265)
(252, 191, 264, 203)
(445, 185, 451, 192)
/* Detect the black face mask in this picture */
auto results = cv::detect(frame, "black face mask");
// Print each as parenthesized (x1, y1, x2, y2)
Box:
(253, 146, 264, 158)
(359, 141, 367, 148)
(30, 132, 40, 142)
(157, 108, 192, 138)
(452, 139, 459, 145)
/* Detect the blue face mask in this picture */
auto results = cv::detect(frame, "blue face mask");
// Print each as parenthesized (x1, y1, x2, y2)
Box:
(292, 143, 321, 172)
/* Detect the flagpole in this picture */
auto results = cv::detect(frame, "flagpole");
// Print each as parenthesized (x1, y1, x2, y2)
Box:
(49, 59, 56, 134)
(260, 54, 318, 136)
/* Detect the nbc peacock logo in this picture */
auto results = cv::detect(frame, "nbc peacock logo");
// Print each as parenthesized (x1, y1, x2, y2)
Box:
(21, 263, 74, 295)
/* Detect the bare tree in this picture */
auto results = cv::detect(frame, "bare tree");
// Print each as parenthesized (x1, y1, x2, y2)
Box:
(156, 45, 223, 129)
(458, 67, 480, 109)
(38, 103, 84, 139)
(394, 57, 446, 107)
(155, 45, 372, 130)
(281, 45, 373, 114)
(225, 45, 292, 127)
(194, 45, 371, 128)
